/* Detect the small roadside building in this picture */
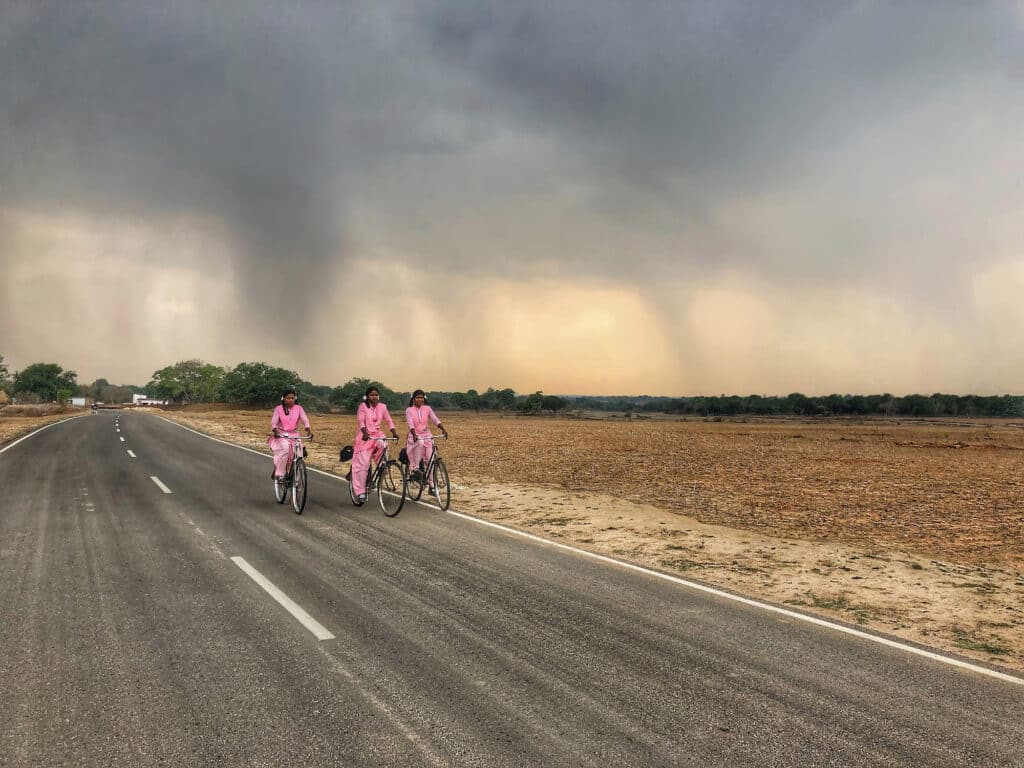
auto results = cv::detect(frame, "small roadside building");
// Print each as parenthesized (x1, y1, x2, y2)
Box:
(132, 394, 168, 406)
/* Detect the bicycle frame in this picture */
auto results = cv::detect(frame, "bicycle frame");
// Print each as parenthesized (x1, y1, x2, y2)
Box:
(407, 434, 451, 510)
(272, 433, 312, 513)
(412, 434, 444, 476)
(349, 436, 406, 516)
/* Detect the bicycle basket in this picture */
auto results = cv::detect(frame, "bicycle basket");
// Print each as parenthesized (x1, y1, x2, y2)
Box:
(339, 445, 354, 462)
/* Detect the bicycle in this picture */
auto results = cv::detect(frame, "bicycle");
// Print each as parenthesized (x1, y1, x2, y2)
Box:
(406, 434, 451, 511)
(272, 433, 311, 514)
(348, 437, 407, 517)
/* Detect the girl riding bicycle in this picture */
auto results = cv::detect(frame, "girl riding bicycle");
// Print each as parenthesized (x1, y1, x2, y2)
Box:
(405, 389, 447, 488)
(268, 389, 312, 483)
(351, 385, 399, 503)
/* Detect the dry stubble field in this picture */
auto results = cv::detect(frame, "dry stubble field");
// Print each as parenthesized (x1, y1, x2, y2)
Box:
(6, 404, 1019, 671)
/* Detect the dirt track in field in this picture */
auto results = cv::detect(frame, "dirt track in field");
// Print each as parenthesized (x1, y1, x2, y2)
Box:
(137, 407, 1024, 671)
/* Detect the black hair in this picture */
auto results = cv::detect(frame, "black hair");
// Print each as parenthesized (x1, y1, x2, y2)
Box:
(408, 389, 426, 407)
(281, 388, 297, 413)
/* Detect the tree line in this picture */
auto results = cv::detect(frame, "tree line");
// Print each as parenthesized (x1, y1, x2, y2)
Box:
(144, 359, 567, 414)
(568, 392, 1024, 418)
(2, 354, 1021, 418)
(0, 356, 145, 405)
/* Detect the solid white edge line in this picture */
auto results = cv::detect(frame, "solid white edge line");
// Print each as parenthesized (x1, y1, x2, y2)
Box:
(151, 412, 1024, 687)
(150, 475, 172, 494)
(0, 414, 90, 455)
(127, 450, 136, 458)
(231, 556, 335, 641)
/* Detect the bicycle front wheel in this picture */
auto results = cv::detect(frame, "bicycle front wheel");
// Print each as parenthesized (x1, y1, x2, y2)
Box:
(273, 470, 287, 504)
(291, 459, 307, 514)
(378, 460, 407, 517)
(431, 459, 451, 511)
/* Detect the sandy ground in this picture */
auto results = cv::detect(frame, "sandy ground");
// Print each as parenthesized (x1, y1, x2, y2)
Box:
(25, 406, 1024, 672)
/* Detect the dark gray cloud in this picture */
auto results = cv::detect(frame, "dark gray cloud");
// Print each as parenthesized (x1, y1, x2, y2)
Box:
(0, 1, 452, 332)
(410, 1, 1022, 292)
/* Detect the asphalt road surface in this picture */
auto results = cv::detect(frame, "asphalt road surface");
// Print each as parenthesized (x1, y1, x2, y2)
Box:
(1, 411, 1021, 767)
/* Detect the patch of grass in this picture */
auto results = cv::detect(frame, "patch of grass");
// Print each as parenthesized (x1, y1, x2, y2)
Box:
(944, 581, 998, 594)
(660, 558, 704, 572)
(806, 592, 874, 625)
(543, 517, 575, 527)
(809, 593, 851, 611)
(952, 626, 1010, 656)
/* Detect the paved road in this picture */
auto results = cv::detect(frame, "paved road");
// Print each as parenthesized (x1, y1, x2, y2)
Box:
(1, 411, 1021, 767)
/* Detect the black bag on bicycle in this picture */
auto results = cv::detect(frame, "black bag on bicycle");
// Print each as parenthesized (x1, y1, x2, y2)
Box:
(339, 445, 354, 462)
(398, 447, 409, 465)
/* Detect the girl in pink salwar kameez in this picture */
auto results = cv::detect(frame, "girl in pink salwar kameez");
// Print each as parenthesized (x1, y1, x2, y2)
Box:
(351, 386, 399, 503)
(405, 390, 447, 487)
(267, 389, 312, 481)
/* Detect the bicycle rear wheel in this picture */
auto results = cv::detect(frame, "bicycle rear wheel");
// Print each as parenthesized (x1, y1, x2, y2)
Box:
(291, 459, 307, 514)
(378, 460, 407, 517)
(408, 462, 425, 501)
(431, 459, 451, 511)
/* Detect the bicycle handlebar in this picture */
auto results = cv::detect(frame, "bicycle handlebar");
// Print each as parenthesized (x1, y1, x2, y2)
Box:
(274, 433, 313, 440)
(369, 436, 398, 441)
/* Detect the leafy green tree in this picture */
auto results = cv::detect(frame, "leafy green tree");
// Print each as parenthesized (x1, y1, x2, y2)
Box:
(147, 360, 226, 404)
(221, 362, 303, 407)
(0, 354, 10, 392)
(517, 391, 544, 414)
(541, 395, 567, 413)
(452, 389, 480, 411)
(329, 377, 404, 412)
(12, 363, 78, 402)
(90, 378, 110, 401)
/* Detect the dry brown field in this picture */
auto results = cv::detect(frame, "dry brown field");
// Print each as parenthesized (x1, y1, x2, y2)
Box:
(154, 406, 1024, 568)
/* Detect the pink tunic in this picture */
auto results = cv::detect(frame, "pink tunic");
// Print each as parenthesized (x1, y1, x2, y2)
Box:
(405, 405, 442, 471)
(351, 402, 396, 496)
(267, 404, 310, 477)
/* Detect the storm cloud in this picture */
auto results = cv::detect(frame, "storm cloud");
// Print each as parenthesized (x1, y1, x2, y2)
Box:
(2, 1, 1022, 394)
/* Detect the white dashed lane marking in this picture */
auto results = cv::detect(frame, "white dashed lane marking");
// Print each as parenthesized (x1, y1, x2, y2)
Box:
(231, 557, 335, 641)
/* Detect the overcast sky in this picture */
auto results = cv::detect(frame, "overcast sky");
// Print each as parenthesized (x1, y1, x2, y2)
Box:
(2, 1, 1022, 395)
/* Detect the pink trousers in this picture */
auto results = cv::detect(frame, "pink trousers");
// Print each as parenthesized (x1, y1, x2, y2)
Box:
(269, 437, 295, 478)
(406, 435, 434, 472)
(351, 442, 384, 495)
